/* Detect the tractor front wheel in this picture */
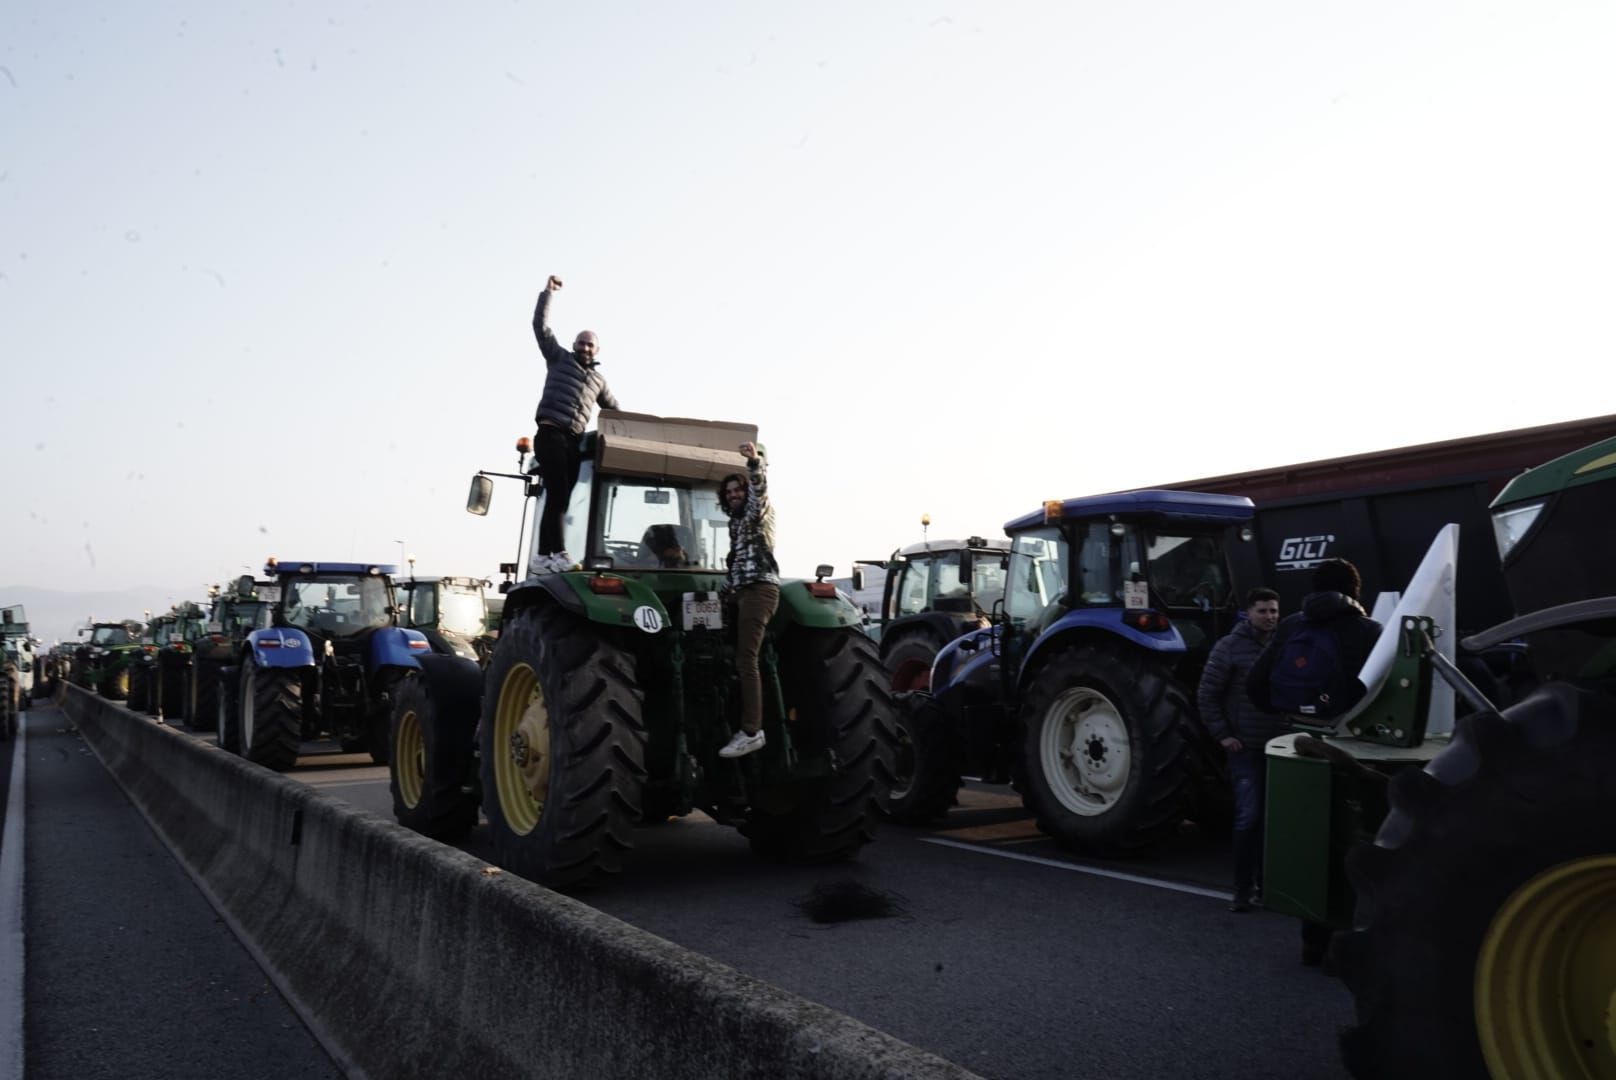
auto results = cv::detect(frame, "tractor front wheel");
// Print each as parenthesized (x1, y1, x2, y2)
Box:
(1015, 644, 1193, 853)
(885, 691, 961, 825)
(128, 666, 150, 713)
(240, 657, 303, 772)
(1338, 681, 1616, 1079)
(479, 605, 646, 888)
(745, 627, 898, 861)
(390, 672, 479, 842)
(882, 631, 943, 694)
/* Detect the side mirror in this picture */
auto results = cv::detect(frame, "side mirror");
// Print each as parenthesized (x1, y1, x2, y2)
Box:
(851, 567, 866, 592)
(236, 574, 255, 598)
(466, 474, 494, 516)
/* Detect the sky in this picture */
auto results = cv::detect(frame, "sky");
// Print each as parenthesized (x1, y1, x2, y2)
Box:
(4, 1, 1613, 631)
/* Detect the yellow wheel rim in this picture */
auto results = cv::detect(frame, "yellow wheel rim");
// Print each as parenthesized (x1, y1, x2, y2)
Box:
(493, 662, 549, 836)
(395, 707, 424, 810)
(1476, 854, 1616, 1079)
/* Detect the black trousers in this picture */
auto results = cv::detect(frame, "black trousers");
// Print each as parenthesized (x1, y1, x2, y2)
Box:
(535, 425, 581, 556)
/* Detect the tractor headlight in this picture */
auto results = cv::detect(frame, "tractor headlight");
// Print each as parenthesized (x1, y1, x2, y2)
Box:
(1491, 500, 1544, 562)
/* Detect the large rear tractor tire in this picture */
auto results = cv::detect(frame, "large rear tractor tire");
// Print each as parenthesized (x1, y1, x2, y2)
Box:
(479, 605, 646, 889)
(1015, 643, 1194, 853)
(128, 666, 150, 714)
(364, 671, 399, 766)
(882, 631, 942, 693)
(390, 668, 480, 842)
(100, 667, 129, 701)
(745, 628, 898, 861)
(240, 657, 303, 772)
(217, 666, 242, 754)
(191, 660, 220, 733)
(0, 675, 15, 741)
(885, 691, 962, 825)
(1338, 681, 1616, 1079)
(161, 663, 188, 723)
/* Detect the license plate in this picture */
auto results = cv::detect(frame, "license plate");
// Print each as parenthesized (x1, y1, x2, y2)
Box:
(682, 594, 723, 631)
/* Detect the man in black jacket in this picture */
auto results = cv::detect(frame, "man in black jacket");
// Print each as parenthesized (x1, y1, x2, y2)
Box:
(1246, 557, 1382, 964)
(531, 274, 621, 574)
(1197, 586, 1281, 912)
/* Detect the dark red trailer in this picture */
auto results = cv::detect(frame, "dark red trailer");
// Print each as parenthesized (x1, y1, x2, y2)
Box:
(1151, 413, 1616, 636)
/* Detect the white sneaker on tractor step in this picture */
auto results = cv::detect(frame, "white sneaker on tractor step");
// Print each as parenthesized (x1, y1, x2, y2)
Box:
(718, 729, 766, 759)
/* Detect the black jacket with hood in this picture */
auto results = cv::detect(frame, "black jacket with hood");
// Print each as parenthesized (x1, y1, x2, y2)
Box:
(532, 288, 619, 435)
(1246, 591, 1382, 718)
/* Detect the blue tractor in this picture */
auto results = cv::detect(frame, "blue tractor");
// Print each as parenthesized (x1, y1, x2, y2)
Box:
(218, 560, 430, 771)
(895, 490, 1255, 852)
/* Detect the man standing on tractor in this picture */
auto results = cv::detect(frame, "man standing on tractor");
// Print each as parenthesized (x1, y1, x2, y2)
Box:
(717, 440, 780, 760)
(531, 273, 621, 574)
(1196, 586, 1282, 913)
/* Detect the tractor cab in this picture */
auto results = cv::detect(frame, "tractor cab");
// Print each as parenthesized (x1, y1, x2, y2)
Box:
(396, 575, 496, 663)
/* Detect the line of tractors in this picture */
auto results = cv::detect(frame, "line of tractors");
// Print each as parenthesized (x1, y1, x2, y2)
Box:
(22, 409, 1613, 1078)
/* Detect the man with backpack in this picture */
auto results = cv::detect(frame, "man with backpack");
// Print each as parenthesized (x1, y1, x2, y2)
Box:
(1245, 556, 1382, 965)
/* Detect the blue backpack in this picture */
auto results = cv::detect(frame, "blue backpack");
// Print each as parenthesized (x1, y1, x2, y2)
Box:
(1267, 621, 1350, 717)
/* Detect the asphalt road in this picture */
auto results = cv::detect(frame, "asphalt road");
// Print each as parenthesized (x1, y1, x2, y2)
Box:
(3, 701, 1357, 1079)
(6, 702, 341, 1080)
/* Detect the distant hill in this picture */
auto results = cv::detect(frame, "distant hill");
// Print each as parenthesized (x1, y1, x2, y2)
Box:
(0, 585, 202, 647)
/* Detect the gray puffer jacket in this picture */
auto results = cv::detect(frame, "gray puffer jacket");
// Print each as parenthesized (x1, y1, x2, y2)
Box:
(532, 289, 619, 435)
(1197, 618, 1280, 746)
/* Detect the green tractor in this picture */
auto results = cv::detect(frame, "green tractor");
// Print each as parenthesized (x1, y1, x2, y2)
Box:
(1258, 434, 1616, 1077)
(394, 571, 498, 666)
(73, 619, 145, 700)
(128, 610, 174, 715)
(191, 579, 276, 738)
(388, 412, 899, 888)
(151, 601, 209, 722)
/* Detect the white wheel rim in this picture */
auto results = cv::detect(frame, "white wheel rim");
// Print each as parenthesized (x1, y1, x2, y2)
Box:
(1039, 686, 1131, 817)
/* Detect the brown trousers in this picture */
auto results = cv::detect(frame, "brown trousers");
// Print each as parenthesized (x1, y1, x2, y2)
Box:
(734, 582, 780, 735)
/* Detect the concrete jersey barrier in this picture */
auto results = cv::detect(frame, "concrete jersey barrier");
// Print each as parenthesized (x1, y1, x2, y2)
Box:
(60, 686, 982, 1080)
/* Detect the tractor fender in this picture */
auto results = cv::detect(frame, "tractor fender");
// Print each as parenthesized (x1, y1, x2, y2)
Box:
(244, 627, 318, 670)
(1016, 610, 1185, 692)
(930, 626, 1000, 697)
(369, 627, 429, 670)
(773, 580, 864, 631)
(505, 575, 672, 634)
(878, 612, 971, 657)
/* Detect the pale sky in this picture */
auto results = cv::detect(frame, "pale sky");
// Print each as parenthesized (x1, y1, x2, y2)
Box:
(4, 1, 1613, 607)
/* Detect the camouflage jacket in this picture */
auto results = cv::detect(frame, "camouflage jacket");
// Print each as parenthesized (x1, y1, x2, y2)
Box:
(724, 455, 779, 591)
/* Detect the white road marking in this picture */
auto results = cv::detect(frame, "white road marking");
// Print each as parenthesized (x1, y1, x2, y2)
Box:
(1, 709, 29, 1080)
(920, 836, 1232, 900)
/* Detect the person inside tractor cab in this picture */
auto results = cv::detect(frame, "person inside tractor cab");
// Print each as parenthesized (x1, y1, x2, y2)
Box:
(639, 523, 692, 568)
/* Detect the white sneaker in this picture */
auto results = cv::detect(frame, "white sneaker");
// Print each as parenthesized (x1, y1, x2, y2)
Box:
(718, 729, 766, 759)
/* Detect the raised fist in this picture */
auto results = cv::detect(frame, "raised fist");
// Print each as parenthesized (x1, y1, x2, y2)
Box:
(739, 441, 756, 460)
(546, 275, 564, 291)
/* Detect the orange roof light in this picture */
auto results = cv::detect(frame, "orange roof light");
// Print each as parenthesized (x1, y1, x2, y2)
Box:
(516, 436, 532, 454)
(1043, 500, 1064, 522)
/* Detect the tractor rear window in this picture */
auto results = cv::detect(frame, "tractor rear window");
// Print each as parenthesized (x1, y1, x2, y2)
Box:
(283, 577, 392, 635)
(594, 477, 725, 571)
